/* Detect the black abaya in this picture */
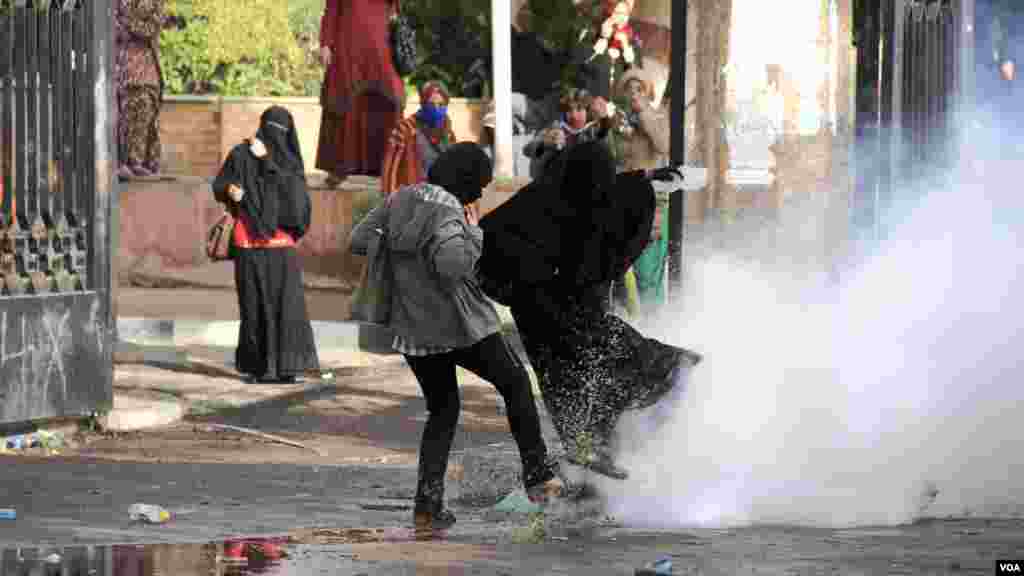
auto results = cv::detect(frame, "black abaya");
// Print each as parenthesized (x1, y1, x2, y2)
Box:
(213, 106, 319, 381)
(479, 142, 700, 473)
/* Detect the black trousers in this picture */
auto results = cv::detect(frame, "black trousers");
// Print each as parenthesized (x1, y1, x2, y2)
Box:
(404, 333, 556, 510)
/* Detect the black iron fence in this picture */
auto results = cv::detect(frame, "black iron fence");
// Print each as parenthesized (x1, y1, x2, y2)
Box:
(900, 1, 959, 182)
(1, 0, 92, 296)
(0, 0, 114, 425)
(853, 0, 972, 239)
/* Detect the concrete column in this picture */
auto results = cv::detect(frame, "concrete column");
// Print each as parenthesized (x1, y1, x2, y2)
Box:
(491, 0, 514, 179)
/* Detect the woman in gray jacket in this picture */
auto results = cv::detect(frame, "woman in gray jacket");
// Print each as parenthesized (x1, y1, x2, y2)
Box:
(349, 143, 563, 531)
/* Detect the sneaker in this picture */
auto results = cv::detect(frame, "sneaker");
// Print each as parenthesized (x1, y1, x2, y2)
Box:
(526, 476, 565, 504)
(413, 507, 456, 530)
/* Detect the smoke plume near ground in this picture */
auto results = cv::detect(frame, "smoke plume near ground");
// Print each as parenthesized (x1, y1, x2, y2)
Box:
(604, 150, 1024, 528)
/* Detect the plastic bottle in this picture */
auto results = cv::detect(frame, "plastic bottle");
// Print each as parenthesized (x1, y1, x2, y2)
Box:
(128, 503, 170, 524)
(636, 557, 673, 575)
(0, 509, 15, 520)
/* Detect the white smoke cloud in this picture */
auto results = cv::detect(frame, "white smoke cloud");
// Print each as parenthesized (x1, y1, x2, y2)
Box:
(604, 137, 1024, 528)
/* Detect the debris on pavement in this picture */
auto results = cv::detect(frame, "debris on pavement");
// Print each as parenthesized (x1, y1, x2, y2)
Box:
(492, 489, 543, 515)
(205, 423, 324, 456)
(129, 503, 171, 524)
(636, 556, 673, 575)
(359, 502, 412, 512)
(3, 431, 66, 456)
(511, 513, 547, 544)
(0, 508, 15, 520)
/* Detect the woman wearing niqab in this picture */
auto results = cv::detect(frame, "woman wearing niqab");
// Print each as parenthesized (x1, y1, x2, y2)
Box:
(478, 141, 700, 478)
(213, 106, 320, 383)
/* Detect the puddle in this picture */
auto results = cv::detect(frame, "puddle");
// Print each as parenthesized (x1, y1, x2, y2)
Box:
(0, 540, 286, 575)
(0, 528, 472, 575)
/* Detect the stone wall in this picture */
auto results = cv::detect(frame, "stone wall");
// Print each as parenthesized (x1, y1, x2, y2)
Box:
(117, 174, 528, 288)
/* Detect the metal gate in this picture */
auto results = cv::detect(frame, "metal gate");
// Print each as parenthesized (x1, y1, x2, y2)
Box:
(0, 0, 116, 424)
(853, 0, 973, 238)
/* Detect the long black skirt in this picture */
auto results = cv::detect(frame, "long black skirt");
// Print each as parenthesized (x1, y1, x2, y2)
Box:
(510, 283, 699, 462)
(234, 247, 319, 379)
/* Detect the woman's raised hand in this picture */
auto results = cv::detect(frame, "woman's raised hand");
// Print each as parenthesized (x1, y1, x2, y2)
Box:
(464, 203, 480, 227)
(319, 46, 333, 67)
(227, 184, 245, 203)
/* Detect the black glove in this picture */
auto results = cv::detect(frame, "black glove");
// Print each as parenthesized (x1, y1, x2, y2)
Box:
(647, 164, 684, 183)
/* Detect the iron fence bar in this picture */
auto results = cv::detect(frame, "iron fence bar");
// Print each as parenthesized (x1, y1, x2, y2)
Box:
(14, 6, 27, 230)
(879, 0, 895, 236)
(49, 3, 65, 229)
(912, 3, 925, 176)
(55, 3, 75, 291)
(72, 0, 88, 287)
(25, 4, 38, 232)
(0, 8, 11, 228)
(943, 6, 955, 165)
(67, 4, 80, 231)
(8, 4, 32, 293)
(59, 4, 73, 231)
(890, 0, 905, 200)
(35, 4, 55, 293)
(927, 3, 940, 169)
(38, 5, 51, 224)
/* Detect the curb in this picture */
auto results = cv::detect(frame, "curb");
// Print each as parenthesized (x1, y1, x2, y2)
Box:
(117, 317, 396, 354)
(116, 310, 523, 358)
(102, 393, 186, 432)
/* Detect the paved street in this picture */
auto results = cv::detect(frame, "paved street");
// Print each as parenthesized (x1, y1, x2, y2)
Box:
(3, 285, 1021, 574)
(3, 455, 1024, 575)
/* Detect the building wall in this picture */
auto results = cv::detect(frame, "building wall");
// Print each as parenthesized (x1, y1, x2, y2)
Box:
(158, 96, 485, 178)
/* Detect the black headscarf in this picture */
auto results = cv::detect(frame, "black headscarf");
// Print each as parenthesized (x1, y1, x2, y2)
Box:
(212, 106, 311, 240)
(427, 142, 493, 205)
(478, 141, 655, 302)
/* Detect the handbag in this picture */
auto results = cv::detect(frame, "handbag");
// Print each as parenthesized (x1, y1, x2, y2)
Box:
(206, 211, 235, 261)
(389, 4, 417, 77)
(350, 225, 392, 324)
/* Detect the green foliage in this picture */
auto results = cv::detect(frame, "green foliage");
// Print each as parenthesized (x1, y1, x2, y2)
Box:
(160, 0, 608, 99)
(160, 0, 323, 96)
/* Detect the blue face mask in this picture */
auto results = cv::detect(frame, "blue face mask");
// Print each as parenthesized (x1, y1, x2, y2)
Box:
(419, 103, 448, 127)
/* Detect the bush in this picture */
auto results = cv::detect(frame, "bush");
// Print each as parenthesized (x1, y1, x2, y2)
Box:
(160, 0, 322, 97)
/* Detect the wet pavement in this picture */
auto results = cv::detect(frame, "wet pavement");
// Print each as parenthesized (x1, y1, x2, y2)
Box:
(3, 456, 1024, 575)
(3, 519, 1024, 575)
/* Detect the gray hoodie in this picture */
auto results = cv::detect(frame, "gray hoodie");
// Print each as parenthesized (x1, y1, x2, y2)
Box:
(349, 183, 500, 354)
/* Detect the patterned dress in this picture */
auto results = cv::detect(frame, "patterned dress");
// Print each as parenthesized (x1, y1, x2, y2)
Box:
(510, 283, 695, 476)
(115, 0, 164, 176)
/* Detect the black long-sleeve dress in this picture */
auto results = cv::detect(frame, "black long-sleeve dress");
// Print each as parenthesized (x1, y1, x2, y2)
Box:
(479, 142, 700, 478)
(212, 141, 319, 382)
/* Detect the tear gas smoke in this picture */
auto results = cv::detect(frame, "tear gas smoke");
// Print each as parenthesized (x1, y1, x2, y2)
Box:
(605, 130, 1024, 528)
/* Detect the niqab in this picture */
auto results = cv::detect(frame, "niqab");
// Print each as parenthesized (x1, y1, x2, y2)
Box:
(215, 106, 312, 240)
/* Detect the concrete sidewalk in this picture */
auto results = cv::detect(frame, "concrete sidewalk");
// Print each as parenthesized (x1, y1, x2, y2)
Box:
(108, 305, 522, 433)
(108, 336, 402, 432)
